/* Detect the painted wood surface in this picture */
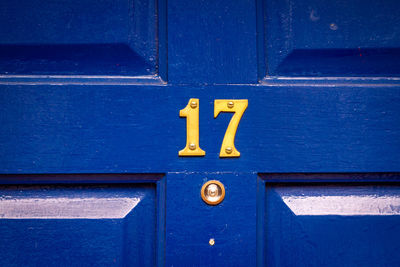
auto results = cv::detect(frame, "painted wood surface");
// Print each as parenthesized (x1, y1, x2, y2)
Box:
(0, 183, 157, 266)
(0, 0, 400, 266)
(1, 84, 399, 173)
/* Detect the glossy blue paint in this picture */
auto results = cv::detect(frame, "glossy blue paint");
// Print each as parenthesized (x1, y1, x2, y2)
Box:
(261, 0, 400, 77)
(263, 183, 400, 266)
(166, 173, 257, 266)
(0, 0, 400, 266)
(168, 0, 258, 84)
(0, 183, 157, 266)
(0, 84, 399, 173)
(0, 0, 157, 76)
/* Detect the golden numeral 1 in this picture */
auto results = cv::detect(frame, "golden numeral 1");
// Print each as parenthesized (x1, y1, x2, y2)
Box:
(179, 98, 206, 156)
(214, 99, 248, 157)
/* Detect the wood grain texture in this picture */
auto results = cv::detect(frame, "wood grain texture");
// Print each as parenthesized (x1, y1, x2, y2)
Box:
(168, 0, 258, 84)
(0, 83, 399, 173)
(1, 0, 400, 266)
(166, 172, 257, 266)
(0, 184, 157, 266)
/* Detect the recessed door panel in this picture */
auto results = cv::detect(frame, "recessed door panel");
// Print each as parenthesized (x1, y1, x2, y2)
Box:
(264, 184, 400, 266)
(0, 184, 156, 266)
(263, 0, 400, 77)
(0, 0, 157, 76)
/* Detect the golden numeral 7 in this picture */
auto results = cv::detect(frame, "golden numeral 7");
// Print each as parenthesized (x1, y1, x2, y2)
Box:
(179, 98, 248, 158)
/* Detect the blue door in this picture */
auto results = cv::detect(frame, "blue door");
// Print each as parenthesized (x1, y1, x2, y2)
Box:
(0, 0, 399, 266)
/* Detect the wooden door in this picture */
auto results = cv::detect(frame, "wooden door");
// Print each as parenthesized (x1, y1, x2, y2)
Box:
(1, 0, 400, 266)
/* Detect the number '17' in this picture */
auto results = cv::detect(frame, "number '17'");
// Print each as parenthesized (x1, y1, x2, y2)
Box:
(179, 98, 248, 158)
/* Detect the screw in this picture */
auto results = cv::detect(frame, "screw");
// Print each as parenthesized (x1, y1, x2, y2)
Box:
(190, 101, 197, 108)
(227, 101, 234, 108)
(209, 238, 215, 246)
(225, 147, 233, 154)
(207, 184, 219, 197)
(189, 143, 196, 150)
(330, 23, 338, 31)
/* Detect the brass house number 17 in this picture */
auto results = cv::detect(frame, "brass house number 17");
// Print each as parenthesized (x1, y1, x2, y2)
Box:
(179, 98, 248, 158)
